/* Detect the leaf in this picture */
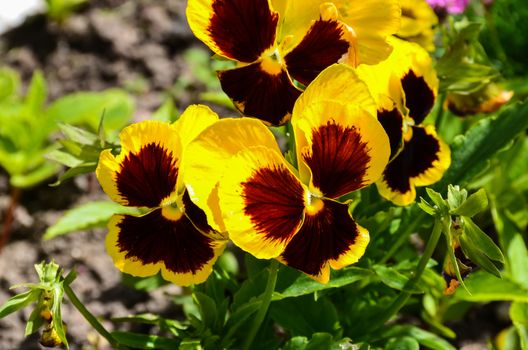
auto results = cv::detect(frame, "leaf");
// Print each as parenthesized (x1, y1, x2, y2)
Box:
(463, 217, 504, 263)
(111, 331, 181, 350)
(46, 89, 134, 132)
(0, 67, 20, 101)
(510, 302, 528, 350)
(459, 232, 502, 278)
(0, 290, 40, 318)
(373, 265, 424, 294)
(24, 71, 47, 114)
(385, 336, 420, 350)
(507, 234, 528, 289)
(10, 162, 60, 188)
(435, 101, 528, 189)
(453, 271, 528, 302)
(58, 123, 99, 145)
(43, 201, 139, 239)
(282, 333, 345, 350)
(273, 267, 373, 300)
(192, 291, 218, 331)
(50, 162, 98, 186)
(451, 189, 488, 217)
(380, 325, 456, 350)
(151, 98, 179, 122)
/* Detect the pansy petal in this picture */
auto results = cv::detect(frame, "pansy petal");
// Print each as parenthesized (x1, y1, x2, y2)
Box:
(283, 19, 352, 86)
(377, 100, 405, 160)
(377, 125, 451, 206)
(279, 199, 369, 283)
(174, 105, 219, 193)
(106, 208, 226, 286)
(218, 62, 302, 125)
(356, 37, 438, 120)
(96, 121, 180, 207)
(183, 118, 282, 232)
(186, 0, 278, 63)
(397, 0, 438, 51)
(219, 146, 306, 259)
(294, 64, 377, 118)
(293, 101, 390, 198)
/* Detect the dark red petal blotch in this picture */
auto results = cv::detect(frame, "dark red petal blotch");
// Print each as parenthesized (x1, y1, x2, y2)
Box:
(281, 199, 360, 276)
(383, 126, 440, 193)
(377, 108, 404, 159)
(209, 0, 278, 63)
(401, 70, 435, 124)
(303, 121, 371, 199)
(285, 19, 350, 86)
(116, 143, 178, 208)
(242, 165, 305, 243)
(219, 62, 301, 125)
(116, 209, 215, 274)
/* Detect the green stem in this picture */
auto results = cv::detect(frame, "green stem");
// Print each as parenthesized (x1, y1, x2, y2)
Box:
(242, 260, 279, 350)
(434, 92, 447, 132)
(373, 219, 443, 329)
(380, 211, 426, 264)
(64, 284, 125, 349)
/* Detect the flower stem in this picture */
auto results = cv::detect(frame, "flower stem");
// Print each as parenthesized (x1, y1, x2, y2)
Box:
(372, 219, 443, 329)
(435, 92, 447, 132)
(242, 259, 279, 350)
(64, 283, 125, 349)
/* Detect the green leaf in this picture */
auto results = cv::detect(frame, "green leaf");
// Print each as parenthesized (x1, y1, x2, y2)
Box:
(46, 149, 84, 168)
(50, 162, 98, 186)
(453, 271, 528, 302)
(380, 325, 456, 350)
(151, 98, 179, 122)
(0, 290, 40, 318)
(282, 333, 346, 350)
(418, 198, 437, 216)
(507, 234, 528, 289)
(0, 67, 20, 101)
(25, 71, 47, 114)
(10, 162, 59, 188)
(463, 217, 504, 263)
(435, 101, 528, 189)
(46, 89, 134, 133)
(459, 232, 502, 278)
(510, 302, 528, 350)
(43, 201, 139, 239)
(451, 189, 488, 217)
(373, 265, 424, 294)
(58, 123, 99, 145)
(447, 185, 467, 210)
(270, 296, 340, 337)
(192, 291, 218, 331)
(273, 267, 373, 300)
(385, 336, 420, 350)
(111, 331, 181, 349)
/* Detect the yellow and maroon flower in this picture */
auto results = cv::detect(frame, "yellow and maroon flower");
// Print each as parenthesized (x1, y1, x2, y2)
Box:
(356, 37, 451, 206)
(184, 65, 390, 283)
(186, 0, 400, 125)
(96, 105, 227, 286)
(396, 0, 438, 51)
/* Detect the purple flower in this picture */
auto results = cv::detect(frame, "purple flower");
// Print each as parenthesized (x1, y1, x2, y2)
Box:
(427, 0, 470, 14)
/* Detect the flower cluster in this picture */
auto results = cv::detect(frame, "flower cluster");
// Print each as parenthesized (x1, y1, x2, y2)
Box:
(96, 0, 454, 286)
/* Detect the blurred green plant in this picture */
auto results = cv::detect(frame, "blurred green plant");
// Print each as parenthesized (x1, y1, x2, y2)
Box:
(45, 0, 87, 23)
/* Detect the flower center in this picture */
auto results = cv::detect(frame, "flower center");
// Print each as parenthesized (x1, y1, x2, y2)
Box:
(161, 197, 185, 221)
(305, 191, 325, 216)
(260, 48, 283, 75)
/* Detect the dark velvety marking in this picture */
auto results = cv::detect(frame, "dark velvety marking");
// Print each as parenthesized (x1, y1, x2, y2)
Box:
(117, 209, 215, 274)
(117, 143, 178, 207)
(242, 165, 305, 243)
(209, 0, 278, 63)
(377, 108, 404, 159)
(401, 7, 417, 19)
(384, 126, 440, 193)
(182, 190, 214, 234)
(401, 70, 435, 124)
(303, 121, 371, 199)
(284, 19, 349, 86)
(219, 62, 301, 125)
(281, 199, 359, 276)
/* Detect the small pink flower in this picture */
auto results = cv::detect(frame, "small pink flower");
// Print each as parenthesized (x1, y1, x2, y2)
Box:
(427, 0, 470, 14)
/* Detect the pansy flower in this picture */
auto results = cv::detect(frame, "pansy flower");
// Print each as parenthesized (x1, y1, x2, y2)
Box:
(356, 37, 451, 206)
(396, 0, 438, 51)
(96, 105, 227, 286)
(183, 65, 390, 283)
(186, 0, 400, 125)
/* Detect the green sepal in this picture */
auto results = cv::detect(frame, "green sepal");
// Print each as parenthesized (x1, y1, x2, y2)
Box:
(0, 289, 40, 319)
(463, 217, 505, 263)
(450, 189, 488, 217)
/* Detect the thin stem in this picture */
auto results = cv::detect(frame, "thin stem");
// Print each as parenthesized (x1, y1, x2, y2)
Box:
(0, 187, 22, 253)
(372, 219, 444, 330)
(380, 211, 426, 264)
(242, 260, 279, 350)
(64, 283, 125, 349)
(434, 93, 447, 132)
